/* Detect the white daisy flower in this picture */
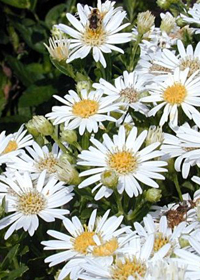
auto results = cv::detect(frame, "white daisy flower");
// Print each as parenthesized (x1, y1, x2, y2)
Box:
(181, 3, 200, 26)
(44, 35, 70, 61)
(134, 214, 195, 260)
(0, 125, 33, 165)
(42, 209, 130, 280)
(0, 170, 74, 239)
(6, 142, 63, 180)
(141, 68, 200, 127)
(79, 236, 154, 280)
(46, 89, 120, 135)
(161, 123, 200, 178)
(155, 40, 200, 78)
(93, 71, 150, 115)
(146, 259, 187, 280)
(78, 125, 167, 200)
(55, 1, 132, 67)
(174, 236, 200, 279)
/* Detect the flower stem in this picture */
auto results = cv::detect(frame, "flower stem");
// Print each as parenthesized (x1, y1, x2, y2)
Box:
(173, 173, 183, 201)
(51, 133, 71, 153)
(114, 190, 124, 216)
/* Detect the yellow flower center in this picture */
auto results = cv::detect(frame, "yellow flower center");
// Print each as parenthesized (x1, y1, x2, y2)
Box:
(180, 57, 200, 77)
(82, 27, 106, 46)
(153, 233, 169, 252)
(163, 83, 187, 105)
(17, 190, 46, 215)
(2, 140, 18, 154)
(36, 153, 58, 174)
(120, 87, 139, 103)
(93, 238, 118, 257)
(72, 99, 99, 118)
(108, 150, 138, 175)
(112, 258, 146, 280)
(73, 231, 96, 254)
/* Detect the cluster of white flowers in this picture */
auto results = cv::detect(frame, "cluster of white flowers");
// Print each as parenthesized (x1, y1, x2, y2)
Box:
(1, 0, 200, 279)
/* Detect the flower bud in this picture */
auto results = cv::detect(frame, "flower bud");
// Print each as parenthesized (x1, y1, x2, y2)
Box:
(145, 188, 162, 203)
(146, 126, 164, 146)
(59, 153, 76, 165)
(179, 237, 189, 248)
(156, 0, 170, 9)
(60, 130, 77, 144)
(32, 116, 54, 136)
(137, 11, 155, 35)
(100, 170, 118, 189)
(76, 80, 92, 94)
(26, 119, 40, 137)
(56, 157, 81, 185)
(160, 13, 176, 34)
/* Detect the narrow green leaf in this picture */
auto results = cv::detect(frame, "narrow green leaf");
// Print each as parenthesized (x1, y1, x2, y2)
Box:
(19, 84, 57, 107)
(0, 0, 30, 9)
(1, 244, 19, 270)
(5, 265, 29, 280)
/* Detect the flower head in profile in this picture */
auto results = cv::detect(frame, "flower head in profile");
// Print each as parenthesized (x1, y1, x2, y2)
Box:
(44, 35, 70, 61)
(141, 68, 200, 127)
(181, 3, 200, 26)
(55, 1, 132, 67)
(0, 171, 74, 239)
(46, 89, 120, 135)
(42, 209, 131, 280)
(78, 125, 167, 200)
(0, 125, 33, 165)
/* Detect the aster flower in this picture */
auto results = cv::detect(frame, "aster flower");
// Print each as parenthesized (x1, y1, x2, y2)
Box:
(93, 71, 149, 115)
(46, 89, 120, 135)
(174, 236, 200, 279)
(141, 68, 200, 127)
(55, 1, 132, 67)
(0, 171, 74, 239)
(79, 236, 154, 280)
(44, 35, 70, 61)
(181, 3, 200, 26)
(42, 209, 131, 280)
(78, 125, 167, 200)
(161, 123, 200, 178)
(155, 40, 200, 78)
(0, 125, 33, 165)
(134, 214, 196, 260)
(6, 142, 63, 180)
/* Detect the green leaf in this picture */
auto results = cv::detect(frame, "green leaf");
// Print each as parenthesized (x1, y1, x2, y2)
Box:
(13, 19, 47, 53)
(0, 0, 31, 9)
(0, 115, 30, 124)
(1, 244, 19, 270)
(19, 84, 57, 107)
(5, 265, 29, 280)
(45, 4, 68, 29)
(6, 56, 35, 87)
(50, 58, 76, 80)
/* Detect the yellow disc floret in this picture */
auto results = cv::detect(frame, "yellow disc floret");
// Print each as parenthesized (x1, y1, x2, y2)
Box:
(153, 232, 169, 252)
(17, 190, 46, 215)
(72, 99, 99, 118)
(2, 140, 18, 154)
(108, 150, 138, 175)
(82, 27, 106, 46)
(93, 238, 118, 256)
(163, 83, 187, 105)
(112, 257, 147, 280)
(73, 231, 96, 254)
(35, 153, 58, 174)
